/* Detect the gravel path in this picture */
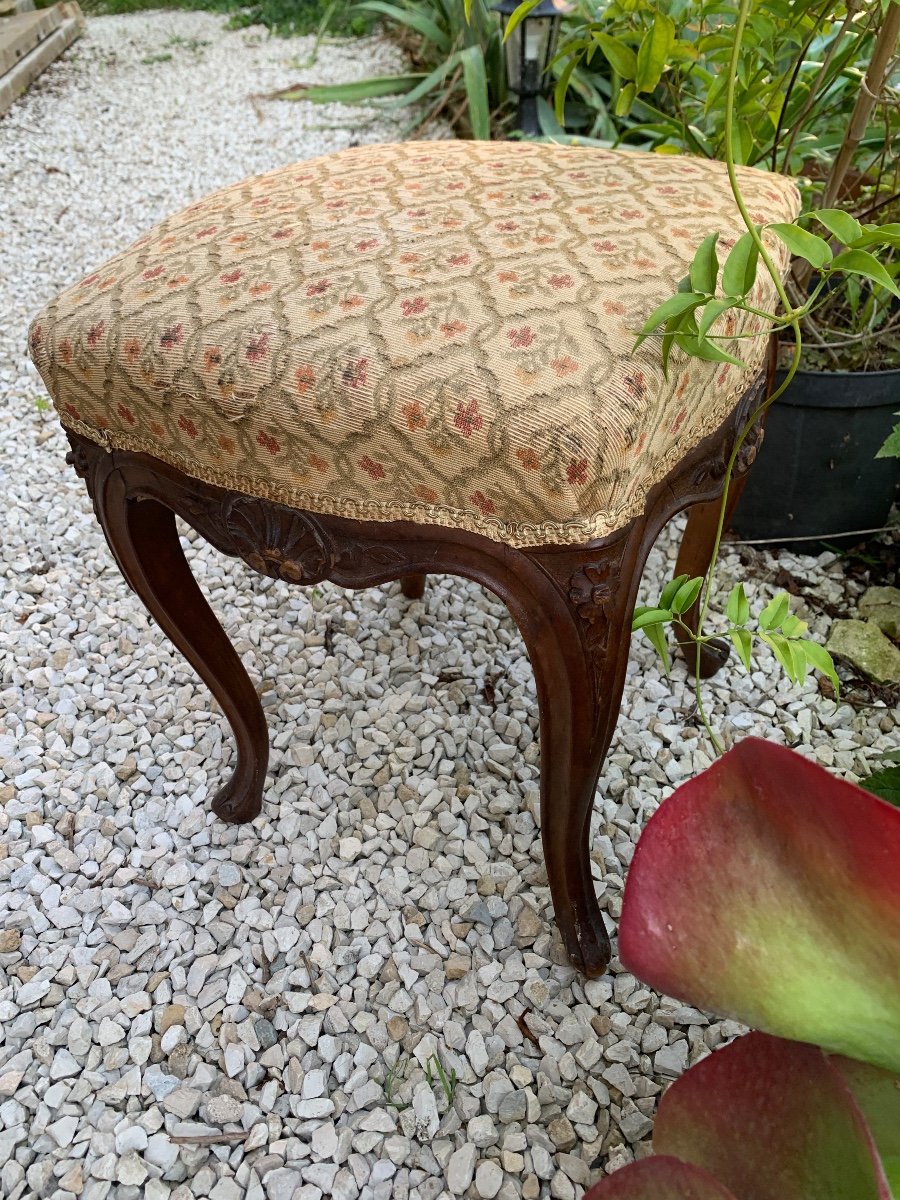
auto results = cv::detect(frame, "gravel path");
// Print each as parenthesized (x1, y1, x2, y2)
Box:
(1, 12, 896, 1200)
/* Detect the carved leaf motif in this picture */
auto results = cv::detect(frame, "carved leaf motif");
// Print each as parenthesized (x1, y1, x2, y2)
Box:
(224, 496, 333, 584)
(65, 444, 92, 481)
(733, 418, 764, 477)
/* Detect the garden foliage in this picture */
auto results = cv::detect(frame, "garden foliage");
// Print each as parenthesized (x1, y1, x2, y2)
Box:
(585, 739, 900, 1198)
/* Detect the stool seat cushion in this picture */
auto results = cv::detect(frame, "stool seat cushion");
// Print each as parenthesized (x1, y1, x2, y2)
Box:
(29, 141, 799, 547)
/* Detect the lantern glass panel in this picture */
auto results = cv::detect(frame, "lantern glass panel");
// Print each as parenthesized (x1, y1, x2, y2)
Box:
(502, 18, 524, 92)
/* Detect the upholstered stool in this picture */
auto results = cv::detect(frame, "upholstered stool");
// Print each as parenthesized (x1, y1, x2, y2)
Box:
(30, 141, 798, 976)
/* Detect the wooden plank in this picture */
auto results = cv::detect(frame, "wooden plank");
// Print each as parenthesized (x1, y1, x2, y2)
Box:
(0, 9, 80, 115)
(0, 7, 61, 76)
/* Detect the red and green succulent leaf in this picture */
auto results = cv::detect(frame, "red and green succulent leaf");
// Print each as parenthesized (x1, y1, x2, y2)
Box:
(832, 1057, 900, 1193)
(651, 1032, 892, 1200)
(584, 1156, 739, 1200)
(619, 738, 900, 1072)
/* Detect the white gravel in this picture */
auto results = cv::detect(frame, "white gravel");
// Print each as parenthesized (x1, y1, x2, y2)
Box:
(1, 11, 897, 1200)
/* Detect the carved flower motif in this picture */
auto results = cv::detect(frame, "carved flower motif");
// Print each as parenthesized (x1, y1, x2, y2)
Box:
(569, 561, 615, 625)
(224, 497, 332, 585)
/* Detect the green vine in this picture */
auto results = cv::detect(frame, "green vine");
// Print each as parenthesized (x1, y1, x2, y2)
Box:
(632, 0, 900, 751)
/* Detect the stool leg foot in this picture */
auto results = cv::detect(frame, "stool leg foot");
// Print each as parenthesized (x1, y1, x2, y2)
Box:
(95, 472, 269, 824)
(400, 574, 427, 599)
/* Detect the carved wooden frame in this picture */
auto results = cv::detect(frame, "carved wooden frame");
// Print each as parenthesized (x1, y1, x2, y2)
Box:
(64, 370, 766, 979)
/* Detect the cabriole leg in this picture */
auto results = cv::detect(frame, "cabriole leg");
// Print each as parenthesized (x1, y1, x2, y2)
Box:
(94, 470, 269, 823)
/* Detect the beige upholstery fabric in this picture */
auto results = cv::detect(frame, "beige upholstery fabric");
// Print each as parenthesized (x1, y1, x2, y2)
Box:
(29, 141, 799, 547)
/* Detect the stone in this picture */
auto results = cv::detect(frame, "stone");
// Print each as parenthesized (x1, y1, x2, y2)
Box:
(447, 1144, 478, 1195)
(218, 862, 241, 887)
(16, 979, 50, 1007)
(50, 1049, 81, 1079)
(145, 1065, 180, 1101)
(654, 1040, 689, 1078)
(475, 1160, 503, 1198)
(145, 1132, 181, 1172)
(619, 1105, 654, 1144)
(206, 1094, 243, 1124)
(386, 1016, 408, 1041)
(164, 1086, 202, 1119)
(59, 1165, 84, 1193)
(497, 1090, 527, 1124)
(160, 1004, 186, 1034)
(98, 1017, 126, 1046)
(566, 1091, 597, 1125)
(466, 1029, 490, 1077)
(117, 1152, 148, 1186)
(859, 585, 900, 638)
(265, 1167, 304, 1200)
(47, 1115, 79, 1147)
(413, 1083, 440, 1139)
(311, 1123, 338, 1159)
(115, 1125, 149, 1153)
(515, 904, 542, 946)
(445, 954, 470, 980)
(826, 619, 900, 685)
(255, 1017, 277, 1049)
(468, 1114, 499, 1148)
(548, 1115, 577, 1151)
(523, 1175, 541, 1200)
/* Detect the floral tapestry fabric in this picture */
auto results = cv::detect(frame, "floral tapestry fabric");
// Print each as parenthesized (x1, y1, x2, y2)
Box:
(29, 140, 800, 547)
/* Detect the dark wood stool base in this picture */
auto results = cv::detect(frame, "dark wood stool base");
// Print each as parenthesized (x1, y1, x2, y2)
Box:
(64, 373, 765, 979)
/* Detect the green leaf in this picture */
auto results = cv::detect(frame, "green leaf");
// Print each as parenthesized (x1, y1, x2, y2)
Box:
(284, 74, 423, 103)
(643, 620, 671, 676)
(830, 249, 900, 301)
(758, 592, 790, 632)
(780, 612, 807, 638)
(876, 418, 900, 460)
(801, 640, 840, 695)
(698, 298, 737, 340)
(673, 331, 745, 368)
(633, 293, 705, 350)
(726, 583, 749, 627)
(769, 223, 833, 269)
(501, 0, 542, 43)
(721, 230, 760, 298)
(690, 233, 719, 295)
(354, 1, 450, 50)
(761, 632, 804, 685)
(615, 81, 637, 117)
(459, 45, 490, 140)
(811, 208, 863, 247)
(632, 606, 674, 631)
(787, 639, 809, 685)
(635, 11, 675, 94)
(858, 766, 900, 808)
(553, 54, 578, 124)
(847, 229, 900, 252)
(729, 629, 753, 671)
(593, 32, 637, 80)
(659, 574, 691, 611)
(385, 54, 459, 106)
(671, 577, 704, 615)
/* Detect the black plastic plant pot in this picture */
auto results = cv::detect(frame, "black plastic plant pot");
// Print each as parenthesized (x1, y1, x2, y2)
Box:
(732, 367, 900, 554)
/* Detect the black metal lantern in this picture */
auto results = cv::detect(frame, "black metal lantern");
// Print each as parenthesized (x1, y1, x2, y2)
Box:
(492, 0, 569, 137)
